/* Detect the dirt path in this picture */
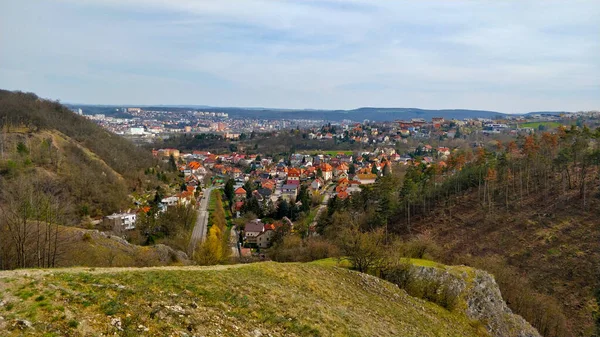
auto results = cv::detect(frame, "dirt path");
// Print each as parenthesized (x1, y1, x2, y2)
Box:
(0, 263, 246, 279)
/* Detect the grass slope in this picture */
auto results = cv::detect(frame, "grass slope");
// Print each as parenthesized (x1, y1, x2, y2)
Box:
(0, 262, 488, 337)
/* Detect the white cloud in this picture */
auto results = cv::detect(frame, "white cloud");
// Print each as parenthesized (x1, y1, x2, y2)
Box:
(0, 0, 598, 112)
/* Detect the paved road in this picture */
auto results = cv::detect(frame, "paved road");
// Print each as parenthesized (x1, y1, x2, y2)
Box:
(309, 184, 335, 231)
(188, 187, 214, 256)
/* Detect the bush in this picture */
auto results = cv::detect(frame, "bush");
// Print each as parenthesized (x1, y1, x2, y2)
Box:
(269, 236, 340, 262)
(383, 261, 459, 311)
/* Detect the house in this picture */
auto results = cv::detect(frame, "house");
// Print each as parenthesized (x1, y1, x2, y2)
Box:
(231, 168, 243, 178)
(338, 177, 349, 189)
(321, 163, 333, 181)
(257, 188, 273, 198)
(244, 219, 265, 245)
(335, 163, 349, 177)
(337, 191, 349, 200)
(175, 191, 194, 206)
(336, 171, 349, 181)
(103, 213, 137, 232)
(437, 147, 451, 158)
(161, 196, 179, 207)
(281, 184, 299, 201)
(256, 223, 280, 248)
(356, 173, 377, 185)
(234, 187, 247, 201)
(287, 168, 301, 185)
(311, 178, 323, 190)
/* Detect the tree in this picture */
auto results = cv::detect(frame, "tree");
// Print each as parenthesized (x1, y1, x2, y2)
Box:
(349, 163, 356, 174)
(168, 154, 177, 172)
(339, 226, 385, 273)
(194, 226, 222, 265)
(224, 179, 234, 203)
(371, 164, 378, 175)
(276, 199, 290, 219)
(382, 163, 391, 176)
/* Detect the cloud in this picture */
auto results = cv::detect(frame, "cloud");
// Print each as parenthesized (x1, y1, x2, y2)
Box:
(0, 0, 598, 112)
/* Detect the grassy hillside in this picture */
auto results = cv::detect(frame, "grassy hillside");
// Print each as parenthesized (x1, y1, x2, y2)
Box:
(0, 262, 489, 337)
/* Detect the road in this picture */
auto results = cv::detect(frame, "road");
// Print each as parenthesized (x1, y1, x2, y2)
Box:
(309, 184, 335, 231)
(188, 186, 214, 256)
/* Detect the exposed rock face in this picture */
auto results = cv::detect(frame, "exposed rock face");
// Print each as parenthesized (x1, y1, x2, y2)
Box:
(464, 270, 540, 337)
(386, 263, 541, 337)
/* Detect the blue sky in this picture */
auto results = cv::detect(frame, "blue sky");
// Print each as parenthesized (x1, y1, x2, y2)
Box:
(0, 0, 598, 113)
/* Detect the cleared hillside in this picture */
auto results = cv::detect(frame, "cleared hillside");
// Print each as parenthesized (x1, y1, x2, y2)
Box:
(410, 186, 600, 336)
(0, 262, 492, 337)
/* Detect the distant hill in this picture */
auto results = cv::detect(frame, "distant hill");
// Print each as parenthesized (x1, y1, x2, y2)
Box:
(0, 261, 538, 336)
(68, 103, 574, 122)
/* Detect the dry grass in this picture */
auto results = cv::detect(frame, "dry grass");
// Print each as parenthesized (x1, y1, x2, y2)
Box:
(0, 262, 488, 337)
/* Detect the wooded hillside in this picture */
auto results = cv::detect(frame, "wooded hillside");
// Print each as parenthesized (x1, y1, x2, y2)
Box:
(0, 90, 160, 270)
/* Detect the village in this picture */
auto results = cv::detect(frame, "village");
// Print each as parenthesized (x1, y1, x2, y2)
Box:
(98, 112, 591, 258)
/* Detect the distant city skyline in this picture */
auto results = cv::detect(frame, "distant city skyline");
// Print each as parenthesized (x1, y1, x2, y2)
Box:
(1, 1, 598, 113)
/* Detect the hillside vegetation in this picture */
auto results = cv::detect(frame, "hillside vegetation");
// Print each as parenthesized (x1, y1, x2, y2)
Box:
(0, 262, 496, 337)
(411, 184, 600, 337)
(0, 90, 170, 270)
(0, 90, 154, 178)
(318, 127, 600, 336)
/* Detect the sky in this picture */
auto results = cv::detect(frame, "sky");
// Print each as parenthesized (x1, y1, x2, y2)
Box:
(0, 1, 598, 113)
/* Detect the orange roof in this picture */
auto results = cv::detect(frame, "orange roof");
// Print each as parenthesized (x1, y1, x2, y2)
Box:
(337, 163, 349, 171)
(321, 163, 333, 171)
(176, 191, 193, 199)
(338, 178, 349, 184)
(335, 185, 347, 193)
(188, 161, 201, 170)
(235, 187, 247, 194)
(264, 223, 282, 231)
(138, 206, 151, 213)
(262, 181, 275, 190)
(337, 191, 349, 199)
(288, 168, 301, 176)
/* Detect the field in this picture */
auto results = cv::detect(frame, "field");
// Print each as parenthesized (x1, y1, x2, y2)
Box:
(517, 121, 563, 129)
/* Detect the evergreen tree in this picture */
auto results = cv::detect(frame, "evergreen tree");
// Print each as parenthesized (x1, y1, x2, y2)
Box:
(224, 179, 234, 203)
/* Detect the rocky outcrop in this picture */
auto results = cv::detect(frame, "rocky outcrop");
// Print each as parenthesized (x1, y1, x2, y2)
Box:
(385, 261, 541, 337)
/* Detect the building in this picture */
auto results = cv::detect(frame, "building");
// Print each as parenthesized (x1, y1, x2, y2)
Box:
(256, 223, 279, 248)
(281, 184, 299, 201)
(234, 187, 247, 201)
(321, 163, 333, 181)
(356, 173, 377, 185)
(127, 127, 145, 135)
(244, 219, 265, 245)
(103, 213, 137, 232)
(287, 168, 301, 185)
